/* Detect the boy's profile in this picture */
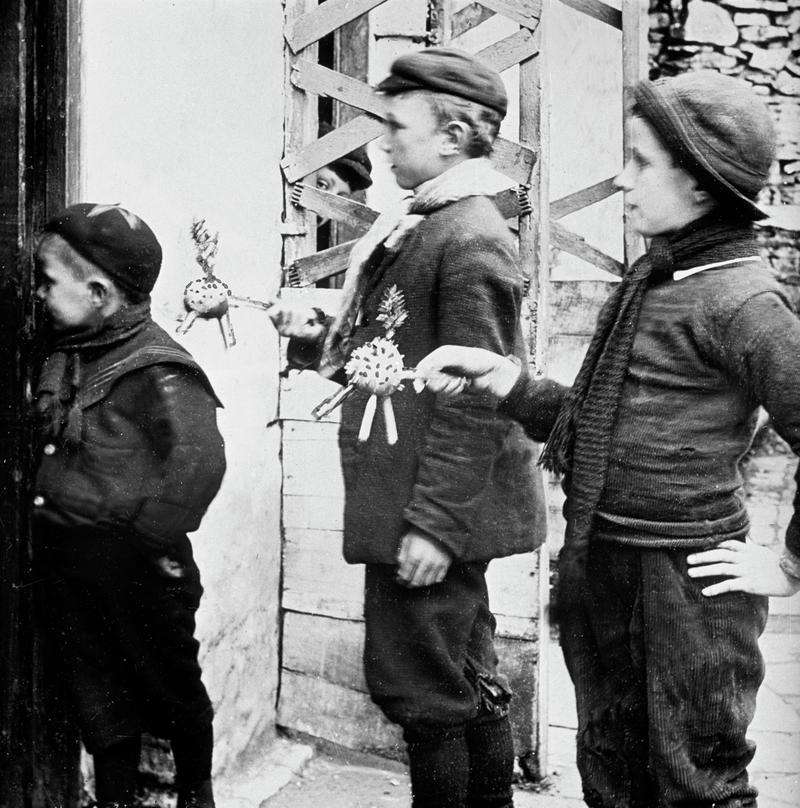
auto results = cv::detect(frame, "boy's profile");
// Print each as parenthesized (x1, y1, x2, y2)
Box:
(418, 71, 800, 807)
(269, 48, 547, 808)
(32, 203, 226, 808)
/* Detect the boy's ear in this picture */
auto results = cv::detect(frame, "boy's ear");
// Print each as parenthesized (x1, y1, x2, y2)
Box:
(88, 277, 113, 308)
(692, 185, 716, 213)
(441, 121, 470, 156)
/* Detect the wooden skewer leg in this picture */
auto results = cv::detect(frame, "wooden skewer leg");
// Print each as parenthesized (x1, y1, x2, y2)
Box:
(382, 396, 398, 445)
(358, 394, 378, 442)
(311, 383, 355, 420)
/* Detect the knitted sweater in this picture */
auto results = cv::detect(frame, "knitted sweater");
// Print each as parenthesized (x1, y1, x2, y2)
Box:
(504, 252, 800, 561)
(596, 259, 800, 554)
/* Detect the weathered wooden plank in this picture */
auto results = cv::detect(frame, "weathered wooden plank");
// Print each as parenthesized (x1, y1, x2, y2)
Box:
(480, 0, 542, 30)
(282, 527, 362, 619)
(548, 279, 614, 335)
(546, 332, 591, 387)
(291, 59, 384, 118)
(452, 2, 496, 39)
(476, 28, 539, 74)
(292, 182, 379, 231)
(286, 239, 355, 286)
(551, 177, 618, 220)
(280, 369, 344, 422)
(557, 0, 622, 30)
(284, 495, 345, 532)
(277, 670, 403, 754)
(284, 445, 344, 499)
(550, 220, 624, 277)
(285, 0, 389, 53)
(282, 114, 384, 184)
(283, 611, 368, 689)
(492, 137, 537, 186)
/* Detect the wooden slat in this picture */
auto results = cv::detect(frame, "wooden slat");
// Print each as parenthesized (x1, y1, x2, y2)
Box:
(291, 59, 384, 118)
(492, 137, 537, 185)
(281, 115, 383, 183)
(282, 527, 362, 619)
(557, 0, 622, 30)
(284, 0, 389, 53)
(551, 177, 619, 220)
(550, 220, 624, 276)
(452, 2, 496, 38)
(476, 28, 539, 74)
(285, 494, 345, 531)
(283, 611, 367, 690)
(286, 239, 355, 286)
(292, 182, 379, 231)
(480, 0, 542, 29)
(278, 671, 403, 753)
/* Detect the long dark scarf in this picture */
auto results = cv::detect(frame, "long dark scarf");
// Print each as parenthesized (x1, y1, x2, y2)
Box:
(541, 212, 757, 613)
(35, 302, 151, 446)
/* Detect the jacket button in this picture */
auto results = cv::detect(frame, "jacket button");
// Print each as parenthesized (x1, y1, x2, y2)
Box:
(43, 443, 56, 456)
(33, 495, 45, 507)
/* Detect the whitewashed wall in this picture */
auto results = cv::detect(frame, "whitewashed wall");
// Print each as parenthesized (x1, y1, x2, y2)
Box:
(78, 0, 285, 777)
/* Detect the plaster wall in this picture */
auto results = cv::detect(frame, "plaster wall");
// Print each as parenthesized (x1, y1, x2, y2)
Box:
(77, 0, 286, 776)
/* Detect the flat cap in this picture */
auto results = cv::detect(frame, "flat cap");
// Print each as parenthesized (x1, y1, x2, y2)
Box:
(376, 48, 507, 119)
(43, 203, 162, 299)
(634, 72, 776, 220)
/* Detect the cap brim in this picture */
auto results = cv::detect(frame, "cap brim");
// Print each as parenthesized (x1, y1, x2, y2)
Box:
(375, 74, 427, 95)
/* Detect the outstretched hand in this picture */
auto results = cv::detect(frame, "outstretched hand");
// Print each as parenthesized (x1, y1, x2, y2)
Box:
(396, 529, 452, 588)
(267, 303, 325, 340)
(415, 346, 521, 399)
(687, 539, 800, 598)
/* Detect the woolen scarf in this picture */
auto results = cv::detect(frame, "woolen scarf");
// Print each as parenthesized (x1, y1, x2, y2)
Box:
(541, 211, 757, 614)
(35, 301, 151, 446)
(317, 157, 513, 378)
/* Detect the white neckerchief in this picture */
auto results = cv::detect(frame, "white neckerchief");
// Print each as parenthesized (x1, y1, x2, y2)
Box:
(672, 255, 761, 282)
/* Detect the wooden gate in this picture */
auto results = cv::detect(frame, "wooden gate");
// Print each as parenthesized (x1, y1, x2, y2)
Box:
(276, 0, 645, 774)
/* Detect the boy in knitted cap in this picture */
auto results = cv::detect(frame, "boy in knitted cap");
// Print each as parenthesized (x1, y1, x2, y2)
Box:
(417, 71, 800, 807)
(269, 48, 546, 808)
(32, 203, 226, 807)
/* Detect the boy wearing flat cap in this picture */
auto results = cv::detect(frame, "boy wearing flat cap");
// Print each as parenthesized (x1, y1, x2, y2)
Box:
(269, 48, 546, 808)
(32, 203, 226, 807)
(418, 71, 800, 807)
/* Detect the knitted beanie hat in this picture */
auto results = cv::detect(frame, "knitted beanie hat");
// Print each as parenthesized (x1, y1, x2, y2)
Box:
(319, 122, 373, 191)
(42, 203, 162, 298)
(633, 72, 776, 220)
(376, 47, 507, 119)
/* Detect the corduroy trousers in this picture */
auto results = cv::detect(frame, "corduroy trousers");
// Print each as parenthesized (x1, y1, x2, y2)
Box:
(559, 539, 768, 808)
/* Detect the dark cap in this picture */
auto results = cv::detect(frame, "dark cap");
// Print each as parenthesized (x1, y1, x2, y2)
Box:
(320, 122, 373, 191)
(376, 47, 507, 119)
(633, 72, 776, 220)
(42, 203, 162, 298)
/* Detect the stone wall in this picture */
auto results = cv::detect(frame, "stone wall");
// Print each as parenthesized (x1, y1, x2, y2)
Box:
(648, 0, 800, 302)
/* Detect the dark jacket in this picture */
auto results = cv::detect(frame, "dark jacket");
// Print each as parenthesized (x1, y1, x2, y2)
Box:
(33, 320, 226, 574)
(302, 195, 547, 564)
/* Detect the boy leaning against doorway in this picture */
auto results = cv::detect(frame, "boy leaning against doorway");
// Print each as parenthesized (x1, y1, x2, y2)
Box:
(31, 204, 226, 808)
(268, 48, 548, 808)
(417, 71, 800, 808)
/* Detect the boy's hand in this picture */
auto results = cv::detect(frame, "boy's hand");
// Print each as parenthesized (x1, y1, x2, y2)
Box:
(396, 529, 452, 588)
(687, 539, 800, 598)
(416, 346, 521, 399)
(267, 303, 325, 340)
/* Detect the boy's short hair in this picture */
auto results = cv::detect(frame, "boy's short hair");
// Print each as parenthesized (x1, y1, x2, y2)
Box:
(42, 203, 162, 301)
(632, 72, 776, 220)
(376, 48, 507, 159)
(415, 90, 502, 158)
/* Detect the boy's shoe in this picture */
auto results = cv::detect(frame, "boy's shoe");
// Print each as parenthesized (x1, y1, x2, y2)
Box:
(177, 779, 215, 808)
